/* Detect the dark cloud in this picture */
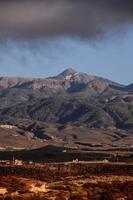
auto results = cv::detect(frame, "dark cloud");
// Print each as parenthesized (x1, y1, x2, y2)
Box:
(0, 0, 133, 40)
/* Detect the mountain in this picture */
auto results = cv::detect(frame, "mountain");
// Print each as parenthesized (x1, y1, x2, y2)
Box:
(0, 68, 133, 151)
(51, 68, 78, 80)
(0, 68, 124, 93)
(125, 83, 133, 92)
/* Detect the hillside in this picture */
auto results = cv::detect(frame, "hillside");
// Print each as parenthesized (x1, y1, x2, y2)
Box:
(0, 68, 133, 151)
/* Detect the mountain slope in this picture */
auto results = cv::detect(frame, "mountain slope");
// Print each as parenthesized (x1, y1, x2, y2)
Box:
(0, 68, 133, 151)
(0, 68, 125, 94)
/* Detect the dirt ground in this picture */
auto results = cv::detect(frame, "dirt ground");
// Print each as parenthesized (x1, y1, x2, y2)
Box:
(0, 163, 133, 200)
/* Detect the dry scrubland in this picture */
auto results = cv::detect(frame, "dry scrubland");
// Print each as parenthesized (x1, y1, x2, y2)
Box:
(0, 162, 133, 200)
(1, 69, 133, 151)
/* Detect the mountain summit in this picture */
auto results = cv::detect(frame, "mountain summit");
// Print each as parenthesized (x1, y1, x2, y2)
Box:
(60, 68, 77, 77)
(52, 68, 78, 80)
(0, 68, 131, 93)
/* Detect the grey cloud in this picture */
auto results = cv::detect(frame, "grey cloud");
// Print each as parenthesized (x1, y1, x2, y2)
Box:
(0, 0, 133, 40)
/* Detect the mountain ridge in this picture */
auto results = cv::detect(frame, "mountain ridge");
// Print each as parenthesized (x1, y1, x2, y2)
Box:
(0, 68, 133, 151)
(0, 68, 129, 93)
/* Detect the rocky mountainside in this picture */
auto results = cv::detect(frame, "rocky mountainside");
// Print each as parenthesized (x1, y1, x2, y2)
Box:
(0, 68, 125, 93)
(0, 68, 133, 151)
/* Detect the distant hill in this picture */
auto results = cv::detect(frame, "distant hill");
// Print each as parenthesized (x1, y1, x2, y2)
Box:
(0, 68, 125, 93)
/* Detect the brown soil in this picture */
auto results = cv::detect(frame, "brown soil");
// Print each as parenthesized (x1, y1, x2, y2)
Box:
(0, 163, 133, 200)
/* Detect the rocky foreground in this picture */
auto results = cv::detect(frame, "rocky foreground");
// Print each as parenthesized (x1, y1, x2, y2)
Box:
(0, 162, 133, 200)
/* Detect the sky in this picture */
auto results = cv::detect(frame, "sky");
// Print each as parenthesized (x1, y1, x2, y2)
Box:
(0, 0, 133, 85)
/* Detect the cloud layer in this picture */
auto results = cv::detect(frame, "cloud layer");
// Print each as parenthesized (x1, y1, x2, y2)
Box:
(0, 0, 133, 40)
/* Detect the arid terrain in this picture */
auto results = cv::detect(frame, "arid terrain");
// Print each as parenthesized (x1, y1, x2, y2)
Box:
(0, 0, 133, 197)
(0, 69, 133, 199)
(0, 69, 133, 151)
(0, 162, 133, 200)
